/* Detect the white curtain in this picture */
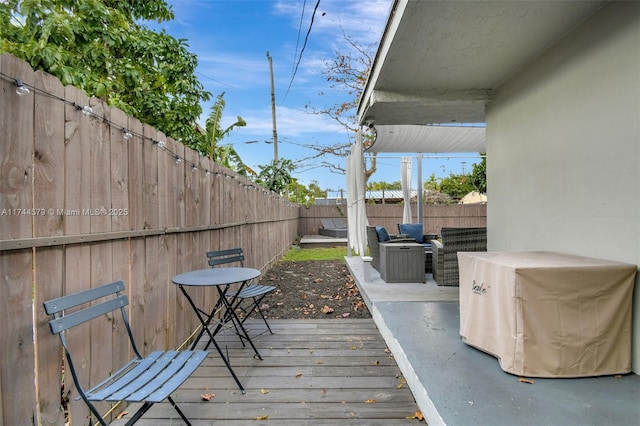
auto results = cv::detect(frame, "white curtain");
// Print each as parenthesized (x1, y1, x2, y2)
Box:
(346, 133, 367, 256)
(401, 157, 412, 223)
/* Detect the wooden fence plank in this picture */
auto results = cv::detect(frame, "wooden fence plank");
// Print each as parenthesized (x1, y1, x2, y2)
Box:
(0, 250, 36, 425)
(87, 96, 116, 421)
(0, 54, 33, 241)
(62, 84, 93, 424)
(33, 68, 65, 426)
(34, 247, 65, 426)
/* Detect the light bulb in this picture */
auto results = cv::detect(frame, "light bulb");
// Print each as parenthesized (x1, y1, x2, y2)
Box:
(175, 157, 182, 164)
(15, 80, 30, 96)
(82, 105, 93, 116)
(122, 128, 133, 140)
(157, 140, 166, 148)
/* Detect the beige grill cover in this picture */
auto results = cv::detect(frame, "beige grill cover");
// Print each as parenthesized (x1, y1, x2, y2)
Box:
(458, 251, 637, 378)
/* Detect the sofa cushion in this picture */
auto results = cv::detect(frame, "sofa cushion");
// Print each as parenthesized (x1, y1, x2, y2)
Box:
(375, 226, 391, 242)
(398, 223, 424, 243)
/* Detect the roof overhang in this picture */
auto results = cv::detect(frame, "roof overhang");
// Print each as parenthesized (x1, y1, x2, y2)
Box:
(358, 0, 606, 127)
(366, 124, 485, 153)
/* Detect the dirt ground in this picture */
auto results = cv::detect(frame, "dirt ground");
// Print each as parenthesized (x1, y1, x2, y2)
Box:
(255, 259, 371, 319)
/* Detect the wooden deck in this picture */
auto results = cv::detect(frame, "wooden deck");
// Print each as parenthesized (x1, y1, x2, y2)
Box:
(110, 319, 422, 425)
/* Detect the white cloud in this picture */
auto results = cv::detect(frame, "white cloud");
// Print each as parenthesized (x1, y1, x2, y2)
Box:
(223, 105, 345, 137)
(274, 0, 390, 46)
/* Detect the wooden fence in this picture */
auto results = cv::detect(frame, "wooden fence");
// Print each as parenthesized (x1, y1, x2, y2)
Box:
(299, 203, 486, 236)
(0, 54, 298, 425)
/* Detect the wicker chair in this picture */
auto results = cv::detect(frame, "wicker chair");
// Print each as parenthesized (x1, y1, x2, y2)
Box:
(431, 227, 487, 286)
(366, 226, 415, 272)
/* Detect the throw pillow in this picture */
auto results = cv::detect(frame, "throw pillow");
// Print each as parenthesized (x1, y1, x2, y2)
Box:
(398, 223, 424, 243)
(375, 226, 391, 242)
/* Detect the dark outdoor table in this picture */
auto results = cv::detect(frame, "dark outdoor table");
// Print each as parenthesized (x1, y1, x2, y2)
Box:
(172, 267, 261, 393)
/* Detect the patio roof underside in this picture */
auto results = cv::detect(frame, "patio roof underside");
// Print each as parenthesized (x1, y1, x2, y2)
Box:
(366, 124, 486, 154)
(357, 0, 606, 138)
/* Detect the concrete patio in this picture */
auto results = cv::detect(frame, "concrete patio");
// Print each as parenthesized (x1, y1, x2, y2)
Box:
(344, 255, 640, 426)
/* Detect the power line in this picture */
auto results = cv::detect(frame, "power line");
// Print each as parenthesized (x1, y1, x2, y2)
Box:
(290, 0, 307, 80)
(283, 0, 320, 102)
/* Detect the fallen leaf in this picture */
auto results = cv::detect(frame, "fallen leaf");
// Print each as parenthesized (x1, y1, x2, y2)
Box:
(353, 301, 365, 311)
(365, 399, 377, 403)
(295, 372, 304, 378)
(342, 312, 351, 318)
(260, 388, 269, 394)
(116, 411, 129, 419)
(200, 393, 215, 401)
(321, 305, 334, 314)
(351, 345, 358, 350)
(518, 377, 535, 384)
(374, 360, 380, 365)
(407, 411, 424, 421)
(256, 415, 270, 420)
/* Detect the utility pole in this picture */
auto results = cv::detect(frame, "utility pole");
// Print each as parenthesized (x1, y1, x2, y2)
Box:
(266, 51, 278, 164)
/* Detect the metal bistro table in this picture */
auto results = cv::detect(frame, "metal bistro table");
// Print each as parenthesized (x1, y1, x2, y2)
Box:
(172, 267, 262, 393)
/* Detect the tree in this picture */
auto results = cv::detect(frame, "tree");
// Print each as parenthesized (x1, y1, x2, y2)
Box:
(470, 155, 487, 193)
(196, 92, 253, 176)
(367, 181, 402, 190)
(255, 159, 295, 195)
(305, 33, 378, 181)
(286, 180, 327, 206)
(439, 174, 475, 201)
(424, 173, 441, 191)
(0, 0, 210, 147)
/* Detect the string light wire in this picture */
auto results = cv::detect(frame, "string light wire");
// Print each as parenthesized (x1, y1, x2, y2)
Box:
(0, 70, 292, 200)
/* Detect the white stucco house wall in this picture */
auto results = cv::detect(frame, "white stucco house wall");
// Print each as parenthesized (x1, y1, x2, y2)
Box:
(358, 1, 640, 373)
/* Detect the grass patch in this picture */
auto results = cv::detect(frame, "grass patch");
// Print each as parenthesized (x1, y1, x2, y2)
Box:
(282, 246, 348, 261)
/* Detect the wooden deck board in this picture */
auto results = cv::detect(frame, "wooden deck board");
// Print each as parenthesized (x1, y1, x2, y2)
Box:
(110, 319, 423, 424)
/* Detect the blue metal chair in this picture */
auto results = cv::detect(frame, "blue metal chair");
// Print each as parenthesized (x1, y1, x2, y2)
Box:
(44, 281, 208, 425)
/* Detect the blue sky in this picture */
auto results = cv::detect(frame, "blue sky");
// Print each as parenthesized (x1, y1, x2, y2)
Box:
(150, 0, 481, 195)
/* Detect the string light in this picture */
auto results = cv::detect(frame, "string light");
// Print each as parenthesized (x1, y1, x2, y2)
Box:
(14, 79, 30, 96)
(1, 69, 294, 203)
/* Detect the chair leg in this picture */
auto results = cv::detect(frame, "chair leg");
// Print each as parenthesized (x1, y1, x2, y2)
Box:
(124, 402, 154, 425)
(237, 296, 273, 334)
(252, 299, 273, 334)
(168, 395, 192, 425)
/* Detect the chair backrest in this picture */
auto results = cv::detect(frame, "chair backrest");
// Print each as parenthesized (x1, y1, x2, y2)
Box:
(440, 227, 487, 251)
(207, 247, 245, 267)
(397, 223, 424, 243)
(43, 281, 142, 394)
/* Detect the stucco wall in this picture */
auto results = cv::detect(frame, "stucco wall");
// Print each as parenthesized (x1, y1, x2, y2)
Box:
(486, 2, 640, 372)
